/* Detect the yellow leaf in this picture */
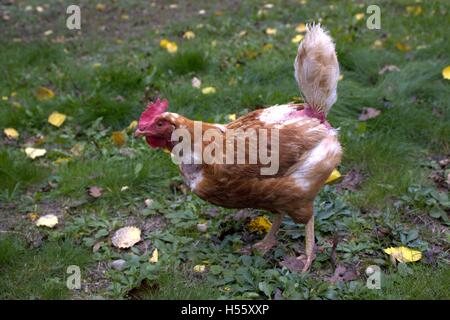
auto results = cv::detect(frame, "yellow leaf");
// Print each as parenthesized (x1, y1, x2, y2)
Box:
(183, 31, 195, 39)
(112, 131, 126, 147)
(261, 43, 273, 52)
(202, 86, 216, 95)
(48, 111, 67, 127)
(149, 248, 159, 263)
(25, 147, 46, 159)
(372, 39, 383, 48)
(291, 34, 304, 43)
(248, 216, 272, 234)
(36, 214, 58, 228)
(442, 66, 450, 80)
(92, 62, 102, 68)
(160, 39, 170, 48)
(166, 42, 178, 53)
(355, 13, 364, 21)
(127, 120, 138, 131)
(29, 212, 39, 221)
(265, 28, 277, 35)
(384, 246, 422, 263)
(4, 128, 19, 139)
(1, 96, 7, 101)
(120, 14, 129, 21)
(162, 148, 171, 154)
(396, 42, 412, 52)
(228, 114, 236, 121)
(54, 157, 71, 164)
(325, 169, 342, 184)
(338, 74, 344, 81)
(111, 226, 141, 249)
(35, 86, 55, 101)
(295, 23, 307, 33)
(96, 3, 106, 12)
(193, 264, 206, 273)
(406, 6, 422, 16)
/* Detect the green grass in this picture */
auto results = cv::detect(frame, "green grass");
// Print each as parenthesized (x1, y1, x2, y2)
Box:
(0, 0, 449, 300)
(0, 235, 92, 299)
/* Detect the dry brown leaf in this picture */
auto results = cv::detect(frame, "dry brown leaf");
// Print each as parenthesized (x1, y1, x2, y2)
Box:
(358, 107, 381, 121)
(336, 170, 364, 191)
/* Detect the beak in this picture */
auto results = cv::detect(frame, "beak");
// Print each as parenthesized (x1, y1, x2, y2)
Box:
(134, 129, 146, 138)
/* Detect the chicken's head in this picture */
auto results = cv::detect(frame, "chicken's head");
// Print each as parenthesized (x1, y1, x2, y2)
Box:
(135, 99, 173, 149)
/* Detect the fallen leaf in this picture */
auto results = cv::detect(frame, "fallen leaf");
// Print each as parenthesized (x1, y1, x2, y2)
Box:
(112, 131, 126, 147)
(384, 246, 422, 263)
(395, 42, 412, 52)
(442, 66, 450, 80)
(43, 30, 53, 36)
(4, 128, 19, 139)
(28, 212, 39, 221)
(264, 3, 274, 9)
(248, 216, 272, 234)
(183, 31, 195, 39)
(355, 13, 364, 21)
(325, 169, 342, 184)
(120, 14, 129, 21)
(379, 65, 400, 75)
(149, 248, 158, 263)
(191, 77, 202, 88)
(373, 39, 383, 48)
(36, 214, 58, 228)
(92, 62, 102, 68)
(265, 28, 277, 35)
(261, 43, 273, 52)
(193, 264, 206, 273)
(96, 3, 106, 12)
(406, 5, 423, 15)
(228, 114, 236, 121)
(120, 186, 129, 192)
(48, 111, 67, 127)
(327, 265, 358, 283)
(358, 107, 381, 121)
(35, 86, 55, 101)
(54, 157, 71, 164)
(197, 223, 208, 233)
(25, 147, 46, 159)
(202, 87, 216, 94)
(127, 120, 138, 131)
(88, 186, 103, 198)
(112, 226, 141, 249)
(291, 34, 304, 44)
(92, 241, 104, 253)
(280, 256, 304, 272)
(144, 198, 154, 207)
(336, 169, 364, 191)
(295, 23, 307, 33)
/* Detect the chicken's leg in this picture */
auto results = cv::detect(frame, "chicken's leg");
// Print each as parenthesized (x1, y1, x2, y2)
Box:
(253, 213, 284, 253)
(300, 216, 315, 272)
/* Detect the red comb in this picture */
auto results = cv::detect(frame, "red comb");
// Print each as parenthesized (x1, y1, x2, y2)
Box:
(138, 98, 169, 130)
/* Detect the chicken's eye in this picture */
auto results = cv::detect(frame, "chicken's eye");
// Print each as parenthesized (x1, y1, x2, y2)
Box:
(157, 121, 163, 127)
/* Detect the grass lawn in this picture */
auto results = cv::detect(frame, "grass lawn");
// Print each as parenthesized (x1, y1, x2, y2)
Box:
(0, 0, 449, 299)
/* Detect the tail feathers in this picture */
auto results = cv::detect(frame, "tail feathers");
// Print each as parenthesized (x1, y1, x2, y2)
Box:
(294, 23, 340, 115)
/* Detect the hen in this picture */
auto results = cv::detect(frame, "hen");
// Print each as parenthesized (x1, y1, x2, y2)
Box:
(135, 25, 342, 271)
